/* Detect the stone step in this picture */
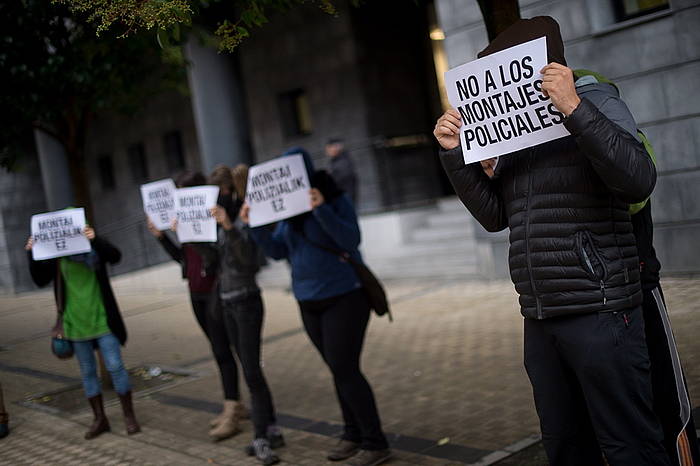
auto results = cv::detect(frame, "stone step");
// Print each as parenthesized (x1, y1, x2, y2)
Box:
(437, 196, 467, 213)
(410, 225, 475, 243)
(425, 212, 475, 229)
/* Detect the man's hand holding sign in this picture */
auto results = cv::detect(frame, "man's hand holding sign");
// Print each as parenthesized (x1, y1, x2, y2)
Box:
(437, 37, 575, 163)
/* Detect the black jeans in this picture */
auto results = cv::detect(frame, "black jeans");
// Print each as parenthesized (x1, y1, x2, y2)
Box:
(221, 292, 276, 439)
(299, 289, 388, 451)
(524, 307, 670, 466)
(190, 291, 240, 401)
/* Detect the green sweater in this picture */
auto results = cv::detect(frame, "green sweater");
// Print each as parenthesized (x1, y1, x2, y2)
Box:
(60, 258, 110, 341)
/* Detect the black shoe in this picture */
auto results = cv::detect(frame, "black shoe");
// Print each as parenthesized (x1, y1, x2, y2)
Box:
(328, 439, 361, 461)
(344, 449, 392, 466)
(245, 431, 285, 455)
(0, 422, 8, 439)
(268, 431, 285, 449)
(250, 438, 280, 465)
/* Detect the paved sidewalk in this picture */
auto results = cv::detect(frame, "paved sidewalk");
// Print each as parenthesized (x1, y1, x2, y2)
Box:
(2, 262, 700, 465)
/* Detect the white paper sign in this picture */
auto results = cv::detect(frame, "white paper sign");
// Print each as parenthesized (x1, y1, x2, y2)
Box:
(444, 37, 570, 164)
(246, 154, 312, 228)
(31, 208, 91, 261)
(140, 178, 177, 230)
(175, 186, 219, 243)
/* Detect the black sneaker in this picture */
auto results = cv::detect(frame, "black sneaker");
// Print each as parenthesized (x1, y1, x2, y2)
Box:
(328, 439, 361, 461)
(268, 430, 285, 449)
(245, 429, 285, 455)
(344, 449, 392, 466)
(250, 438, 280, 465)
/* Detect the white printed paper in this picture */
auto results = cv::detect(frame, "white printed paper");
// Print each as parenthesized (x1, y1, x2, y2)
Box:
(31, 208, 91, 261)
(175, 186, 219, 243)
(444, 37, 570, 164)
(140, 178, 177, 230)
(247, 154, 312, 228)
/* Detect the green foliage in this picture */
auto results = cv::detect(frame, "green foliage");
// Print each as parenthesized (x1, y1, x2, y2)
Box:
(0, 0, 186, 170)
(57, 0, 342, 52)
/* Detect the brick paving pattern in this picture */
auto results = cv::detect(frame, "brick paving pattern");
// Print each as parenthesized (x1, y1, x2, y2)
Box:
(2, 262, 700, 465)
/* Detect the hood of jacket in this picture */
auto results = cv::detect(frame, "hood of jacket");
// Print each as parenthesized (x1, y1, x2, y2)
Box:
(478, 16, 566, 65)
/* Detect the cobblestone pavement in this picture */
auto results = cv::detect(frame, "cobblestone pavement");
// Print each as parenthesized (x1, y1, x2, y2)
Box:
(2, 262, 700, 465)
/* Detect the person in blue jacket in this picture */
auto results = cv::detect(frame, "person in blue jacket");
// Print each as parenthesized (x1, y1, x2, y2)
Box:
(241, 148, 391, 466)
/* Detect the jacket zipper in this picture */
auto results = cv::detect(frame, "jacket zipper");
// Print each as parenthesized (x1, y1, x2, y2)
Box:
(524, 152, 542, 318)
(582, 231, 608, 305)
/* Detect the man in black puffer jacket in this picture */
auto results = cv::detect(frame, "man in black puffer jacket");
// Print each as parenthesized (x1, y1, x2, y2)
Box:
(434, 17, 670, 466)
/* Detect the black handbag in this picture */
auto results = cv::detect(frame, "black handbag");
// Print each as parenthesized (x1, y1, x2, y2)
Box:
(301, 233, 392, 321)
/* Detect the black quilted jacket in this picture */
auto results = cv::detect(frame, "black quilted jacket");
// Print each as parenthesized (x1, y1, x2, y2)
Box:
(441, 98, 656, 319)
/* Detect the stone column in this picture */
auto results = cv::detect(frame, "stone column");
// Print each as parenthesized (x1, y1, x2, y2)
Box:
(184, 39, 251, 174)
(33, 129, 75, 210)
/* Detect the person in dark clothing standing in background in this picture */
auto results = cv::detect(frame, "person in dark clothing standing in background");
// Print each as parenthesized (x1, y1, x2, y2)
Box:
(146, 169, 248, 441)
(434, 16, 670, 465)
(242, 147, 390, 466)
(325, 138, 358, 207)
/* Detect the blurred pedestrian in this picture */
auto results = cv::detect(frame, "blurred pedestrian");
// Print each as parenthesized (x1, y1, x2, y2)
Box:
(325, 138, 358, 206)
(147, 169, 248, 441)
(242, 148, 391, 466)
(0, 381, 8, 439)
(210, 163, 282, 465)
(26, 224, 140, 439)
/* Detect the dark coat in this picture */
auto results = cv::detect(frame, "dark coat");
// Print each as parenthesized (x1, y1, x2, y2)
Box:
(441, 98, 656, 319)
(28, 236, 128, 345)
(328, 151, 358, 205)
(157, 233, 218, 281)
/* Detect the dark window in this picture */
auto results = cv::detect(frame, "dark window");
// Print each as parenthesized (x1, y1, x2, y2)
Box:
(277, 89, 313, 138)
(163, 131, 185, 171)
(127, 142, 149, 182)
(97, 155, 115, 191)
(613, 0, 669, 21)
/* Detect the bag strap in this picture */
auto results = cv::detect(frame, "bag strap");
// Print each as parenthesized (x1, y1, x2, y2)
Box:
(297, 230, 353, 263)
(56, 260, 65, 316)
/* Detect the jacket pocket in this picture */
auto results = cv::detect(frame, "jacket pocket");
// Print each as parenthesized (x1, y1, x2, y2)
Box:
(576, 231, 609, 304)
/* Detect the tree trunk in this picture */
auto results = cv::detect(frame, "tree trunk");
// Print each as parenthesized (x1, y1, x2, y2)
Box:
(65, 145, 94, 222)
(477, 0, 521, 41)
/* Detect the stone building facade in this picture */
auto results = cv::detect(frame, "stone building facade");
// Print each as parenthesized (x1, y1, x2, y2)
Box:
(1, 0, 698, 293)
(436, 0, 700, 275)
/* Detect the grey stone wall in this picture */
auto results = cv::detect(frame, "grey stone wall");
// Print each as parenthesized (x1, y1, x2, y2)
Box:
(0, 153, 48, 293)
(237, 1, 448, 212)
(84, 91, 202, 276)
(436, 0, 700, 275)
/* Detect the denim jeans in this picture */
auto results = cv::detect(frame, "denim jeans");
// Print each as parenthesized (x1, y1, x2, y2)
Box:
(73, 333, 131, 398)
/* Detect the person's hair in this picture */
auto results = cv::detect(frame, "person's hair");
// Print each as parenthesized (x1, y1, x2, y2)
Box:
(326, 138, 343, 146)
(209, 164, 234, 192)
(231, 164, 249, 200)
(175, 170, 206, 188)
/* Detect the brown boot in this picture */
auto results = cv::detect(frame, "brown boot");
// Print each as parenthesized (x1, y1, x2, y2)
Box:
(85, 394, 110, 439)
(208, 400, 241, 441)
(118, 391, 141, 435)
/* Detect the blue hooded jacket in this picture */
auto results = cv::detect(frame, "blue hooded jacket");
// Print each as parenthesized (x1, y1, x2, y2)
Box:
(249, 148, 363, 301)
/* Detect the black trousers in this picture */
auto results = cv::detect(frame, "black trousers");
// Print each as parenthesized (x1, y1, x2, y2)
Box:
(221, 292, 276, 439)
(643, 286, 700, 466)
(190, 291, 240, 401)
(299, 289, 388, 451)
(524, 307, 670, 466)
